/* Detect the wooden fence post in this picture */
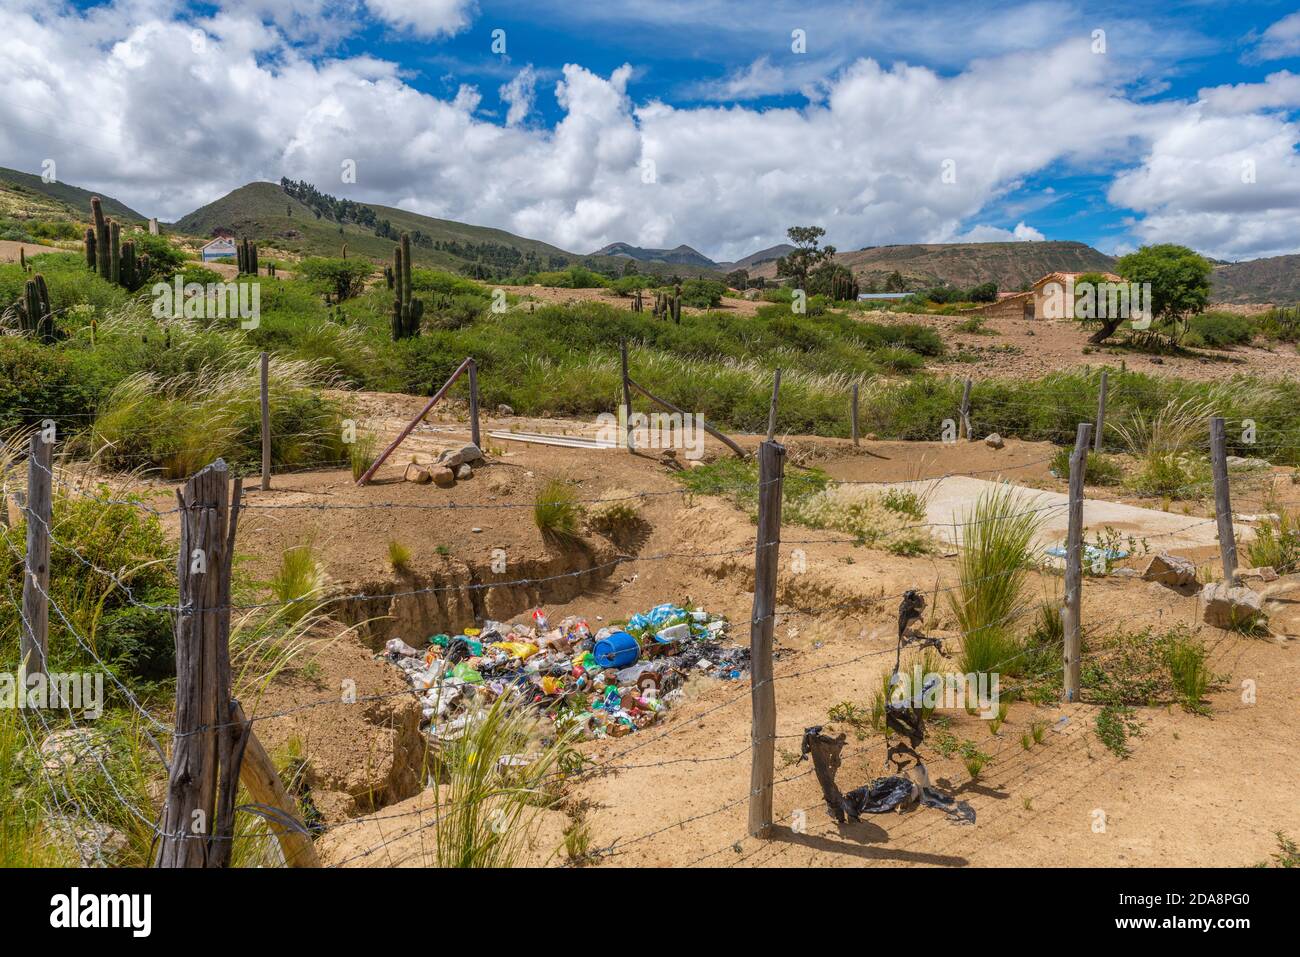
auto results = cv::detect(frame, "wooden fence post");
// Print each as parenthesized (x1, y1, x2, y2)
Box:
(1062, 422, 1091, 703)
(467, 358, 481, 450)
(749, 440, 784, 837)
(21, 433, 52, 679)
(959, 378, 973, 441)
(1210, 416, 1238, 584)
(160, 460, 231, 867)
(851, 383, 860, 447)
(1093, 370, 1108, 453)
(766, 368, 782, 442)
(621, 340, 634, 453)
(259, 352, 271, 491)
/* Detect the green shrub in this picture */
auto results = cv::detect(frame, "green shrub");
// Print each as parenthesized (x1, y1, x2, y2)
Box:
(1247, 507, 1300, 574)
(1049, 447, 1123, 486)
(1185, 312, 1255, 348)
(679, 278, 726, 308)
(534, 480, 583, 540)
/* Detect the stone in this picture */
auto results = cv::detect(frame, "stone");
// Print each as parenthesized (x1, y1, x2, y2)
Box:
(456, 464, 473, 480)
(430, 466, 456, 488)
(496, 404, 514, 416)
(436, 444, 486, 469)
(743, 288, 760, 301)
(1142, 552, 1198, 588)
(1200, 581, 1266, 630)
(485, 472, 512, 495)
(1226, 455, 1270, 470)
(404, 462, 430, 484)
(984, 433, 1004, 449)
(47, 816, 129, 868)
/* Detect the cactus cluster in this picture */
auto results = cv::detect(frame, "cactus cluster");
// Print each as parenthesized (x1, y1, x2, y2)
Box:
(831, 272, 860, 302)
(19, 273, 55, 343)
(236, 238, 259, 275)
(653, 286, 682, 323)
(87, 196, 149, 290)
(391, 233, 424, 340)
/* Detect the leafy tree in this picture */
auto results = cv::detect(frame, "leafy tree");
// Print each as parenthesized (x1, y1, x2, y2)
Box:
(967, 281, 998, 303)
(885, 270, 907, 292)
(776, 226, 836, 289)
(298, 257, 373, 302)
(1115, 244, 1212, 346)
(724, 268, 749, 290)
(1071, 271, 1122, 343)
(680, 278, 727, 308)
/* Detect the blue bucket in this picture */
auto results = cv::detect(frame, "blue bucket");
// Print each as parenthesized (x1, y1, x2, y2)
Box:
(593, 631, 640, 669)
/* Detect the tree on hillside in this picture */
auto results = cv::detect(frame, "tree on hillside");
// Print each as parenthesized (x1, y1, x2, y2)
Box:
(776, 226, 836, 289)
(299, 256, 373, 303)
(1113, 244, 1212, 346)
(885, 270, 907, 292)
(724, 268, 749, 290)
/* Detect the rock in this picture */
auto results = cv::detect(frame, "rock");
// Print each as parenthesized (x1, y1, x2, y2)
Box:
(496, 404, 514, 416)
(455, 464, 473, 480)
(485, 472, 512, 495)
(743, 288, 760, 301)
(436, 444, 486, 469)
(1226, 455, 1270, 470)
(1200, 581, 1266, 630)
(404, 462, 430, 484)
(1259, 566, 1280, 582)
(1142, 552, 1198, 588)
(47, 816, 129, 868)
(38, 728, 108, 774)
(687, 458, 707, 469)
(984, 433, 1004, 449)
(430, 466, 456, 488)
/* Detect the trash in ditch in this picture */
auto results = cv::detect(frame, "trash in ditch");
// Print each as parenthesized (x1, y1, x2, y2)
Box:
(382, 602, 748, 742)
(1044, 543, 1128, 574)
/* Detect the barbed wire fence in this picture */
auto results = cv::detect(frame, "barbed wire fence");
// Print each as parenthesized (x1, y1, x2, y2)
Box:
(0, 361, 1285, 867)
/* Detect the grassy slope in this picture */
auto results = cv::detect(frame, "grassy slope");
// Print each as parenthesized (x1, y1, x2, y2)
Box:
(0, 166, 145, 222)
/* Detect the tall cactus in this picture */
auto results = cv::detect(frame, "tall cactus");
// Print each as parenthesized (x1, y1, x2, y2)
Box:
(109, 221, 121, 286)
(84, 227, 96, 270)
(20, 273, 55, 343)
(391, 233, 424, 340)
(236, 238, 259, 275)
(91, 197, 110, 280)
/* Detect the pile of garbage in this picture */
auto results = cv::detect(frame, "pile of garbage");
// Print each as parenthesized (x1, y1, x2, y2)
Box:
(382, 603, 749, 742)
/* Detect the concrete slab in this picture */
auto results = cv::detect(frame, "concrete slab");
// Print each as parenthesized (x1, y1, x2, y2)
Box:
(872, 476, 1240, 553)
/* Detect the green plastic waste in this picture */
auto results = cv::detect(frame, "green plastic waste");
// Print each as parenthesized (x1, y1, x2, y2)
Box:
(450, 662, 483, 683)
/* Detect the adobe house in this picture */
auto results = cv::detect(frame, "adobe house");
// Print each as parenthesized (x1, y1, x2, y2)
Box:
(970, 271, 1124, 321)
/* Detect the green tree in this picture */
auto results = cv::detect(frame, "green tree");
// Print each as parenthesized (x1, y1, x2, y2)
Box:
(724, 268, 749, 290)
(776, 226, 836, 289)
(1115, 244, 1212, 346)
(299, 256, 373, 302)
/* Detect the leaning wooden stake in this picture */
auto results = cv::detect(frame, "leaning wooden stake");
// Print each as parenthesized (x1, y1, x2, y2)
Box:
(621, 340, 634, 453)
(766, 368, 782, 442)
(959, 378, 973, 441)
(749, 440, 784, 837)
(851, 383, 860, 447)
(627, 379, 746, 459)
(230, 700, 321, 867)
(20, 433, 52, 679)
(358, 357, 473, 484)
(260, 352, 271, 491)
(467, 358, 481, 450)
(1062, 422, 1091, 703)
(1209, 416, 1238, 585)
(1093, 370, 1108, 453)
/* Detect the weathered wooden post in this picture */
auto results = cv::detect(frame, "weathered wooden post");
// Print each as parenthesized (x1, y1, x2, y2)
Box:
(1210, 416, 1238, 584)
(20, 433, 52, 679)
(621, 340, 634, 453)
(159, 460, 232, 867)
(1062, 422, 1091, 703)
(1093, 369, 1108, 453)
(259, 352, 271, 491)
(959, 378, 973, 441)
(467, 357, 481, 450)
(749, 440, 784, 837)
(766, 368, 782, 442)
(851, 383, 860, 447)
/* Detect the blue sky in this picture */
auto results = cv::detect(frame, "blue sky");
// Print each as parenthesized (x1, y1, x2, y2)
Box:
(10, 1, 1300, 260)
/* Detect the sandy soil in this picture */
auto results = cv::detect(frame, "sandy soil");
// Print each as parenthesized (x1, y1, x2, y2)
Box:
(0, 239, 62, 262)
(128, 395, 1296, 868)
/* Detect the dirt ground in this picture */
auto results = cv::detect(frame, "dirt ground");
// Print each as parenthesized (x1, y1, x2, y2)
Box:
(122, 395, 1297, 868)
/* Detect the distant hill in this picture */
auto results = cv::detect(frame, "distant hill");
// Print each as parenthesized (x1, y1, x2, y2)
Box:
(1210, 255, 1300, 304)
(721, 244, 796, 272)
(0, 166, 145, 222)
(592, 242, 718, 269)
(173, 181, 578, 274)
(749, 240, 1117, 290)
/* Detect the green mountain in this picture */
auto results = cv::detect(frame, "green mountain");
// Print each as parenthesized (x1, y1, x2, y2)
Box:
(0, 166, 145, 222)
(173, 181, 582, 275)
